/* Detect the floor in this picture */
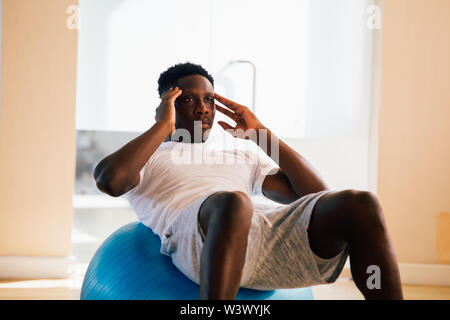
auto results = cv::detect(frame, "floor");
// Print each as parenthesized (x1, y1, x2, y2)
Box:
(1, 206, 449, 300)
(2, 277, 450, 300)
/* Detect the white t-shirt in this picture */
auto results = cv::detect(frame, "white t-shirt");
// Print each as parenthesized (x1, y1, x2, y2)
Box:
(122, 131, 279, 239)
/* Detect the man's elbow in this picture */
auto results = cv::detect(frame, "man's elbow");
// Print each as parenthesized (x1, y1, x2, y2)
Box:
(312, 185, 330, 195)
(95, 178, 124, 197)
(317, 181, 330, 192)
(94, 167, 125, 198)
(294, 182, 330, 198)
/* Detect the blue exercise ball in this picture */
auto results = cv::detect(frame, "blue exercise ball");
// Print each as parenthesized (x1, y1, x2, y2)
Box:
(80, 221, 313, 300)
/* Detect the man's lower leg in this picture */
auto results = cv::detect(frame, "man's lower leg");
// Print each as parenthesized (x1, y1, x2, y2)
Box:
(348, 224, 403, 299)
(199, 217, 250, 299)
(198, 193, 253, 300)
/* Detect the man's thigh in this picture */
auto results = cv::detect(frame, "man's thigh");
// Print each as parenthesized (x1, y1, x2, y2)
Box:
(242, 191, 350, 290)
(307, 190, 354, 260)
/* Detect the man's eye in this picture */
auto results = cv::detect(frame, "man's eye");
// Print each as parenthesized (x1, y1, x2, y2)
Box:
(184, 97, 193, 102)
(205, 97, 214, 102)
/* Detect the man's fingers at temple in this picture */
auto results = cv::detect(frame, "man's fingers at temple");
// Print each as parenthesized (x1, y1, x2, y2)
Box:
(214, 93, 244, 110)
(170, 89, 182, 100)
(164, 87, 182, 100)
(215, 104, 236, 120)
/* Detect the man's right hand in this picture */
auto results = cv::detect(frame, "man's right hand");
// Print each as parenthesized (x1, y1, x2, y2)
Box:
(155, 87, 182, 134)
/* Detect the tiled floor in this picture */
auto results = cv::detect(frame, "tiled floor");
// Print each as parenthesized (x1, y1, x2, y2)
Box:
(1, 206, 449, 300)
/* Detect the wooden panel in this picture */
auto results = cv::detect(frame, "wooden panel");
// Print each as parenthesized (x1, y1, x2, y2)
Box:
(0, 0, 78, 256)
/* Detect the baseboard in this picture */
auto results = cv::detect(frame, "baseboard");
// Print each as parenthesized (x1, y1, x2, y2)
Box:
(0, 255, 78, 280)
(339, 259, 450, 286)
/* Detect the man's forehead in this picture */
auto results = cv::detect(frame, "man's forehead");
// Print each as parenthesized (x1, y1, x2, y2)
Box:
(176, 74, 213, 91)
(181, 88, 214, 95)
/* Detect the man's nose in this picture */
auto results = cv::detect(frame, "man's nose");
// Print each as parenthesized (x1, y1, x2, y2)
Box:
(195, 101, 209, 114)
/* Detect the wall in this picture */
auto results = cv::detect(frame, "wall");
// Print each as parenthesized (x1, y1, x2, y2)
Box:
(378, 0, 450, 264)
(0, 0, 78, 257)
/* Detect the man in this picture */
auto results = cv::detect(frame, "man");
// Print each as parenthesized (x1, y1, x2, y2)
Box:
(94, 62, 403, 300)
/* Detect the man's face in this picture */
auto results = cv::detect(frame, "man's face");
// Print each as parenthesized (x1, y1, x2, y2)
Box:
(173, 74, 215, 142)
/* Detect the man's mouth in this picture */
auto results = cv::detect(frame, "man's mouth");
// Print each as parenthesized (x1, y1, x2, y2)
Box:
(195, 119, 211, 128)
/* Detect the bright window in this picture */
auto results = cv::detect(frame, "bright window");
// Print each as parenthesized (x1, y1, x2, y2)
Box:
(75, 0, 379, 200)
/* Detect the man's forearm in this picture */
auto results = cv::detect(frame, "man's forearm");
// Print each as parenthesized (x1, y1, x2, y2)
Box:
(256, 127, 329, 197)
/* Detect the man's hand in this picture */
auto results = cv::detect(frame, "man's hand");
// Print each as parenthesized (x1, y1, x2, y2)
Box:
(155, 87, 182, 134)
(214, 92, 266, 140)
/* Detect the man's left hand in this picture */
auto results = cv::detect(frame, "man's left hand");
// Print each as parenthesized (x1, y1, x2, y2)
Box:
(214, 92, 266, 140)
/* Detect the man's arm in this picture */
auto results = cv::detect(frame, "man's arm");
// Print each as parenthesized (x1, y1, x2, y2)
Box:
(257, 127, 329, 203)
(94, 87, 181, 197)
(94, 120, 174, 197)
(213, 92, 328, 204)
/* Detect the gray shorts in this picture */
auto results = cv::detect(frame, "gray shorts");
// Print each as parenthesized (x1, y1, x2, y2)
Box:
(160, 190, 349, 291)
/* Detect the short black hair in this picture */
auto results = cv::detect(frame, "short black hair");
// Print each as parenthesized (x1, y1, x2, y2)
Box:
(157, 62, 214, 97)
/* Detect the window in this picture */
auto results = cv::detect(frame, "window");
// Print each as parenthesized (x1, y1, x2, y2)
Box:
(75, 0, 380, 203)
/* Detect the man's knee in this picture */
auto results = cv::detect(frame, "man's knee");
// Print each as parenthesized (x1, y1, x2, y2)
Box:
(339, 189, 387, 237)
(199, 191, 253, 237)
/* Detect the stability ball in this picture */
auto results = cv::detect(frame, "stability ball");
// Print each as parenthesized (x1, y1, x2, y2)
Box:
(80, 221, 313, 300)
